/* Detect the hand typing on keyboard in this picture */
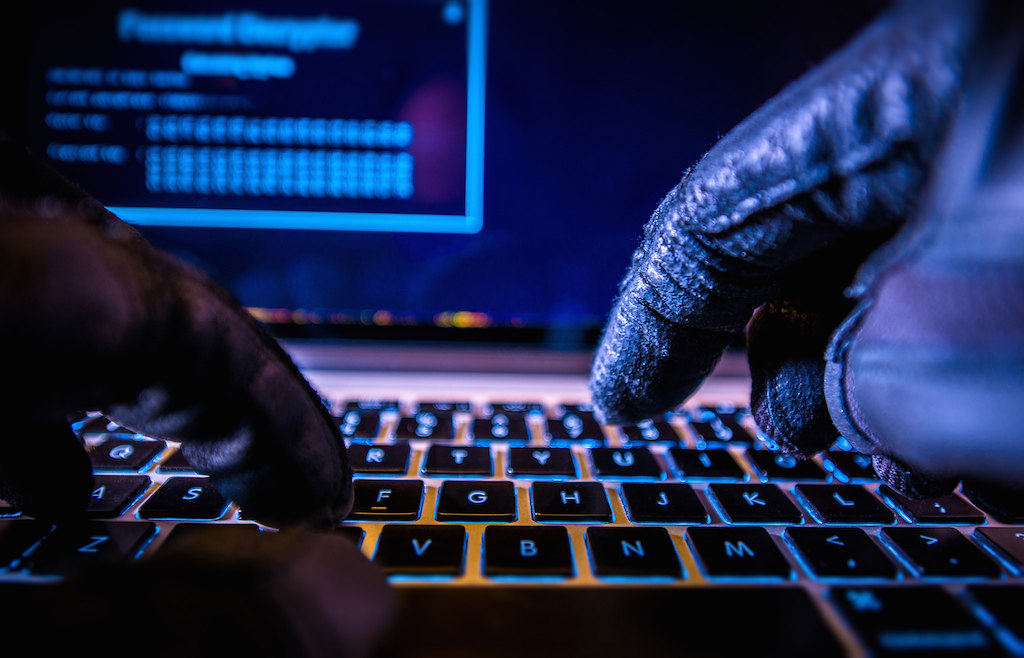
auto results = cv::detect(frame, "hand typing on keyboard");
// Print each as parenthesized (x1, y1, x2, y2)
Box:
(0, 139, 395, 654)
(0, 137, 353, 528)
(590, 0, 1024, 498)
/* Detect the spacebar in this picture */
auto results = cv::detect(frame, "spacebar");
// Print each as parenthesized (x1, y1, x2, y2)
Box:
(382, 586, 845, 657)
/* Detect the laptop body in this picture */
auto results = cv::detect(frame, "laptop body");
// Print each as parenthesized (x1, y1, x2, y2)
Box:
(6, 1, 1024, 656)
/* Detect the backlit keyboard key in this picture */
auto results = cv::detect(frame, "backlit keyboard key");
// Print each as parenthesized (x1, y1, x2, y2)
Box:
(967, 585, 1024, 648)
(472, 413, 529, 443)
(483, 525, 573, 577)
(507, 447, 576, 477)
(137, 477, 229, 521)
(28, 521, 155, 574)
(587, 527, 682, 578)
(417, 401, 471, 414)
(531, 482, 612, 522)
(746, 450, 827, 481)
(0, 520, 51, 571)
(619, 418, 678, 443)
(974, 527, 1024, 570)
(687, 526, 792, 578)
(335, 409, 381, 439)
(547, 411, 604, 444)
(422, 446, 492, 476)
(670, 448, 746, 481)
(86, 475, 151, 518)
(823, 450, 878, 481)
(619, 483, 708, 524)
(374, 524, 466, 576)
(881, 527, 1001, 578)
(350, 479, 423, 520)
(795, 484, 896, 525)
(963, 483, 1024, 523)
(708, 483, 803, 524)
(347, 443, 411, 474)
(831, 586, 1000, 657)
(879, 487, 986, 524)
(395, 412, 454, 440)
(89, 438, 165, 471)
(785, 527, 897, 579)
(436, 481, 516, 522)
(156, 449, 195, 473)
(688, 416, 755, 446)
(589, 447, 663, 479)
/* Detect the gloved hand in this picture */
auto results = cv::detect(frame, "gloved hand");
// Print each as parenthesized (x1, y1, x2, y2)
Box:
(0, 137, 352, 528)
(2, 526, 395, 658)
(590, 0, 1024, 498)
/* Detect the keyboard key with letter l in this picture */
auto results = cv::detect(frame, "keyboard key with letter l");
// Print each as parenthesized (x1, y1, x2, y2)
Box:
(795, 484, 896, 525)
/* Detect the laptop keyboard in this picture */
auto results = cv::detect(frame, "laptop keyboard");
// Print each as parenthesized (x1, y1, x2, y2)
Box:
(3, 397, 1024, 656)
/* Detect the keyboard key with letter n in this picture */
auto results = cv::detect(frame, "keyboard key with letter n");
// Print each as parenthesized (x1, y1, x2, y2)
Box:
(587, 527, 682, 578)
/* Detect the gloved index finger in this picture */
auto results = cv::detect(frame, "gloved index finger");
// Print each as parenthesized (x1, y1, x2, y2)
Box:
(589, 0, 976, 424)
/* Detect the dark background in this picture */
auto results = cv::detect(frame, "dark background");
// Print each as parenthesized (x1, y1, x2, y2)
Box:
(0, 0, 887, 348)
